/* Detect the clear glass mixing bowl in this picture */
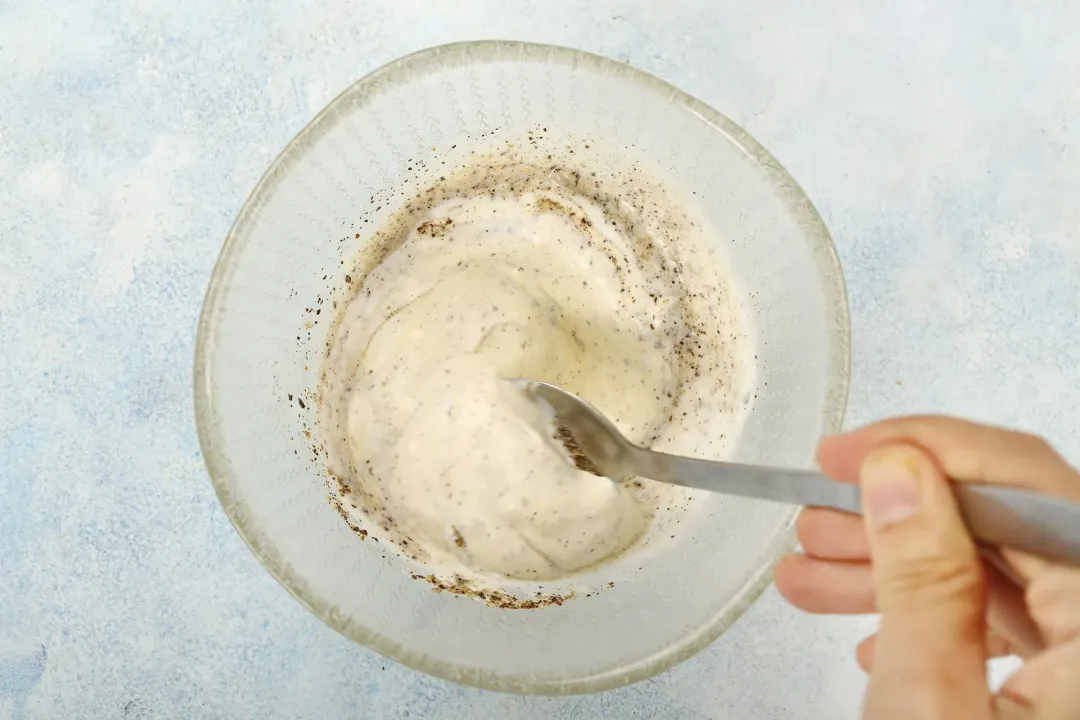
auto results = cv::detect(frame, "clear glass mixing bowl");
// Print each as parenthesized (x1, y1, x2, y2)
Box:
(194, 41, 849, 695)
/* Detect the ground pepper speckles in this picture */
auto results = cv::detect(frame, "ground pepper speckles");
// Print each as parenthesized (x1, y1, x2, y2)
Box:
(409, 572, 574, 609)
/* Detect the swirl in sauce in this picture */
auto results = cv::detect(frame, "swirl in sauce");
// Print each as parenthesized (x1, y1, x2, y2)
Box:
(319, 135, 751, 582)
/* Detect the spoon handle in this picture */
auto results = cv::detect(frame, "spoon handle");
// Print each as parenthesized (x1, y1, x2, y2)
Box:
(633, 449, 1080, 566)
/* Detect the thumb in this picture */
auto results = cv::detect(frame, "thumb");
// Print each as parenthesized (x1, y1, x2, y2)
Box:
(860, 444, 992, 720)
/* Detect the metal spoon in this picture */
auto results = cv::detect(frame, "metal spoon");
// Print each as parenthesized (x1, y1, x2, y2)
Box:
(512, 379, 1080, 566)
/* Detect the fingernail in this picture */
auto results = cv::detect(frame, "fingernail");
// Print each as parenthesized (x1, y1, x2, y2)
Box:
(861, 447, 923, 530)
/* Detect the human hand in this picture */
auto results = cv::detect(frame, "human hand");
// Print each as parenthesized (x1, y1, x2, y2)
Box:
(773, 417, 1080, 718)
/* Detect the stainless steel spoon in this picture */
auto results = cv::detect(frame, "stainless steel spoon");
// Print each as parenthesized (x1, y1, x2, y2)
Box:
(512, 379, 1080, 566)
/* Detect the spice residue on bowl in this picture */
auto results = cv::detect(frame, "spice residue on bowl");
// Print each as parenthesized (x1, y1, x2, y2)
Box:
(318, 130, 752, 584)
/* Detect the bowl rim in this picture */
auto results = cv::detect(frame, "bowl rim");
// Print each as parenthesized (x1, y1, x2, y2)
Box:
(193, 39, 851, 695)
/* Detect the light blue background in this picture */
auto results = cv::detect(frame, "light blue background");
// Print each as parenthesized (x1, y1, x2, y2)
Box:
(2, 0, 1078, 717)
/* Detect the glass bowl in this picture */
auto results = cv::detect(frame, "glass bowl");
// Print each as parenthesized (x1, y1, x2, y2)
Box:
(194, 41, 849, 695)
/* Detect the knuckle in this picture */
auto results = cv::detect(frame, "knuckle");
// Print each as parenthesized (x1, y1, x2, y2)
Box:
(878, 550, 985, 610)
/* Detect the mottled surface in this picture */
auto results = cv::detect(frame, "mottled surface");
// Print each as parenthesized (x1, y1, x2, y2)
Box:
(2, 0, 1078, 718)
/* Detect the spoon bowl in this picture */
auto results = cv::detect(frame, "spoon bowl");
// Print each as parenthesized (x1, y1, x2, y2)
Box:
(510, 379, 637, 479)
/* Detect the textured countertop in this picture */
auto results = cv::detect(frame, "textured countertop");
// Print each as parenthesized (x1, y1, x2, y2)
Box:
(3, 0, 1079, 717)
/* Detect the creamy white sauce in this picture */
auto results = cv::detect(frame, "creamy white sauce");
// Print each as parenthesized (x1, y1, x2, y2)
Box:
(319, 135, 751, 583)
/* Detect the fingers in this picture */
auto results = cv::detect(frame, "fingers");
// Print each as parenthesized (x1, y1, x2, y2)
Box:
(860, 444, 991, 719)
(802, 417, 1080, 718)
(780, 526, 1044, 642)
(774, 554, 875, 614)
(1001, 561, 1080, 716)
(817, 416, 1080, 501)
(776, 551, 1044, 659)
(776, 509, 873, 614)
(797, 508, 870, 560)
